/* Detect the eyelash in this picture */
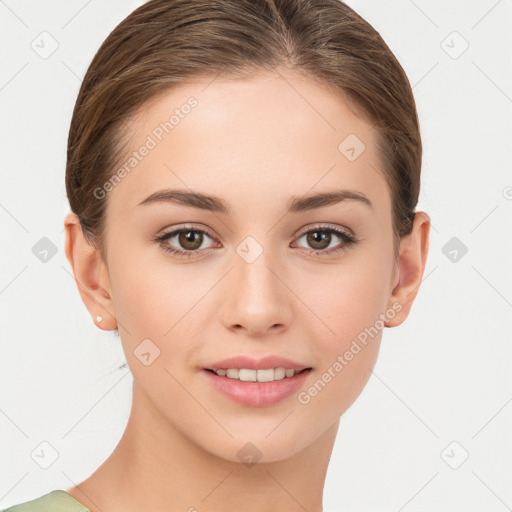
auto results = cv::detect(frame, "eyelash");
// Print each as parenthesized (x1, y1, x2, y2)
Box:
(153, 223, 358, 260)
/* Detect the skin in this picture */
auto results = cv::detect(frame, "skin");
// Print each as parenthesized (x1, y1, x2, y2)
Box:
(64, 68, 430, 512)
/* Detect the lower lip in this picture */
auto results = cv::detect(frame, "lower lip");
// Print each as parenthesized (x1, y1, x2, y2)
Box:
(202, 369, 312, 407)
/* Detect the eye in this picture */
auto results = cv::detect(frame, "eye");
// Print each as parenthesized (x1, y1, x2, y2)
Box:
(153, 223, 358, 260)
(153, 224, 218, 259)
(292, 224, 357, 256)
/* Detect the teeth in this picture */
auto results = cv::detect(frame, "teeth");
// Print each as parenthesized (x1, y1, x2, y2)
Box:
(273, 367, 286, 380)
(239, 369, 257, 382)
(213, 367, 304, 382)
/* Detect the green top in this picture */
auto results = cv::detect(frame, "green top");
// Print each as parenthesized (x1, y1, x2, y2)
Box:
(0, 490, 91, 512)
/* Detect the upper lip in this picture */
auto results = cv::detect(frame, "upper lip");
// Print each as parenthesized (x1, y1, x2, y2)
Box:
(205, 355, 312, 372)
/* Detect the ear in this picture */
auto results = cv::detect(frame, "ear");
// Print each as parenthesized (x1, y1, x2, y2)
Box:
(64, 212, 117, 330)
(385, 211, 431, 327)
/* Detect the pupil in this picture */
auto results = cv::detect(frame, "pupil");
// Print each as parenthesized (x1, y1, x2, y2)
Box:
(308, 230, 330, 249)
(179, 230, 202, 250)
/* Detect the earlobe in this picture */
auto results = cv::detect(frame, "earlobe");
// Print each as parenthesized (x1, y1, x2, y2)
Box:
(385, 211, 431, 328)
(64, 212, 117, 330)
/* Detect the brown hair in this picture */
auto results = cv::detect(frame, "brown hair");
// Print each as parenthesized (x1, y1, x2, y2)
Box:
(66, 0, 421, 262)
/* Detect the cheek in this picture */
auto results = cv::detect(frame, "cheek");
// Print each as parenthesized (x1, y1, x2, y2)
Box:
(301, 252, 391, 344)
(109, 243, 198, 331)
(295, 251, 391, 411)
(106, 253, 177, 376)
(109, 262, 170, 335)
(108, 252, 211, 366)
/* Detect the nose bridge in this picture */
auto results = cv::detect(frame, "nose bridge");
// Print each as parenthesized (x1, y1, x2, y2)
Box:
(221, 235, 292, 334)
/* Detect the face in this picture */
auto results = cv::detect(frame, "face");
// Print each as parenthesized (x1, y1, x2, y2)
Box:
(100, 69, 401, 463)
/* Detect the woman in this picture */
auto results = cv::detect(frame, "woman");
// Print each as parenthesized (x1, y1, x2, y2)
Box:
(3, 0, 430, 510)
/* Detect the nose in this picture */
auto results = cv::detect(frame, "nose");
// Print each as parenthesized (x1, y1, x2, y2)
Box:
(220, 249, 293, 337)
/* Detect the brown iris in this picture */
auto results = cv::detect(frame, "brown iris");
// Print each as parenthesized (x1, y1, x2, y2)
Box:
(306, 230, 331, 251)
(178, 230, 203, 251)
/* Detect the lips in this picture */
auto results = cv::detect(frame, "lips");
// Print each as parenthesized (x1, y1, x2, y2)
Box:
(205, 355, 312, 372)
(203, 365, 313, 407)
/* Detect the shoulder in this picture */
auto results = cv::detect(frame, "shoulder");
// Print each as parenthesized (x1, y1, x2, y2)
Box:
(0, 490, 91, 512)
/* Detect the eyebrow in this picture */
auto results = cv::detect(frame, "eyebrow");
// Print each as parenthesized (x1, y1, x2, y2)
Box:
(137, 188, 372, 214)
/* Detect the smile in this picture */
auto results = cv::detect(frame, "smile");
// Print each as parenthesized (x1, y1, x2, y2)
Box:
(203, 368, 313, 407)
(206, 367, 311, 382)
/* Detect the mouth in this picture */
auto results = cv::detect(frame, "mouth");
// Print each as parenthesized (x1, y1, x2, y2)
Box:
(202, 367, 313, 407)
(204, 367, 312, 382)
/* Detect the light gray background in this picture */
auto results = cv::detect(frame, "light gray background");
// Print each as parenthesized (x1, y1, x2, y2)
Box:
(1, 1, 511, 510)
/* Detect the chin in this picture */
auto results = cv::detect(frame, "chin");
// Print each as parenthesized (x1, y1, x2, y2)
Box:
(201, 428, 315, 465)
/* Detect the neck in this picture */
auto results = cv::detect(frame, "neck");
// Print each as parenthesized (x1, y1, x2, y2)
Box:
(68, 380, 339, 512)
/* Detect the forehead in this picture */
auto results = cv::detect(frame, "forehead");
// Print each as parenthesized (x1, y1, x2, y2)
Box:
(107, 70, 390, 218)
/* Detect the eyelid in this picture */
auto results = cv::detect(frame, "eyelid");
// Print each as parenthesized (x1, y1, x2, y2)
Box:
(294, 222, 354, 239)
(157, 223, 217, 240)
